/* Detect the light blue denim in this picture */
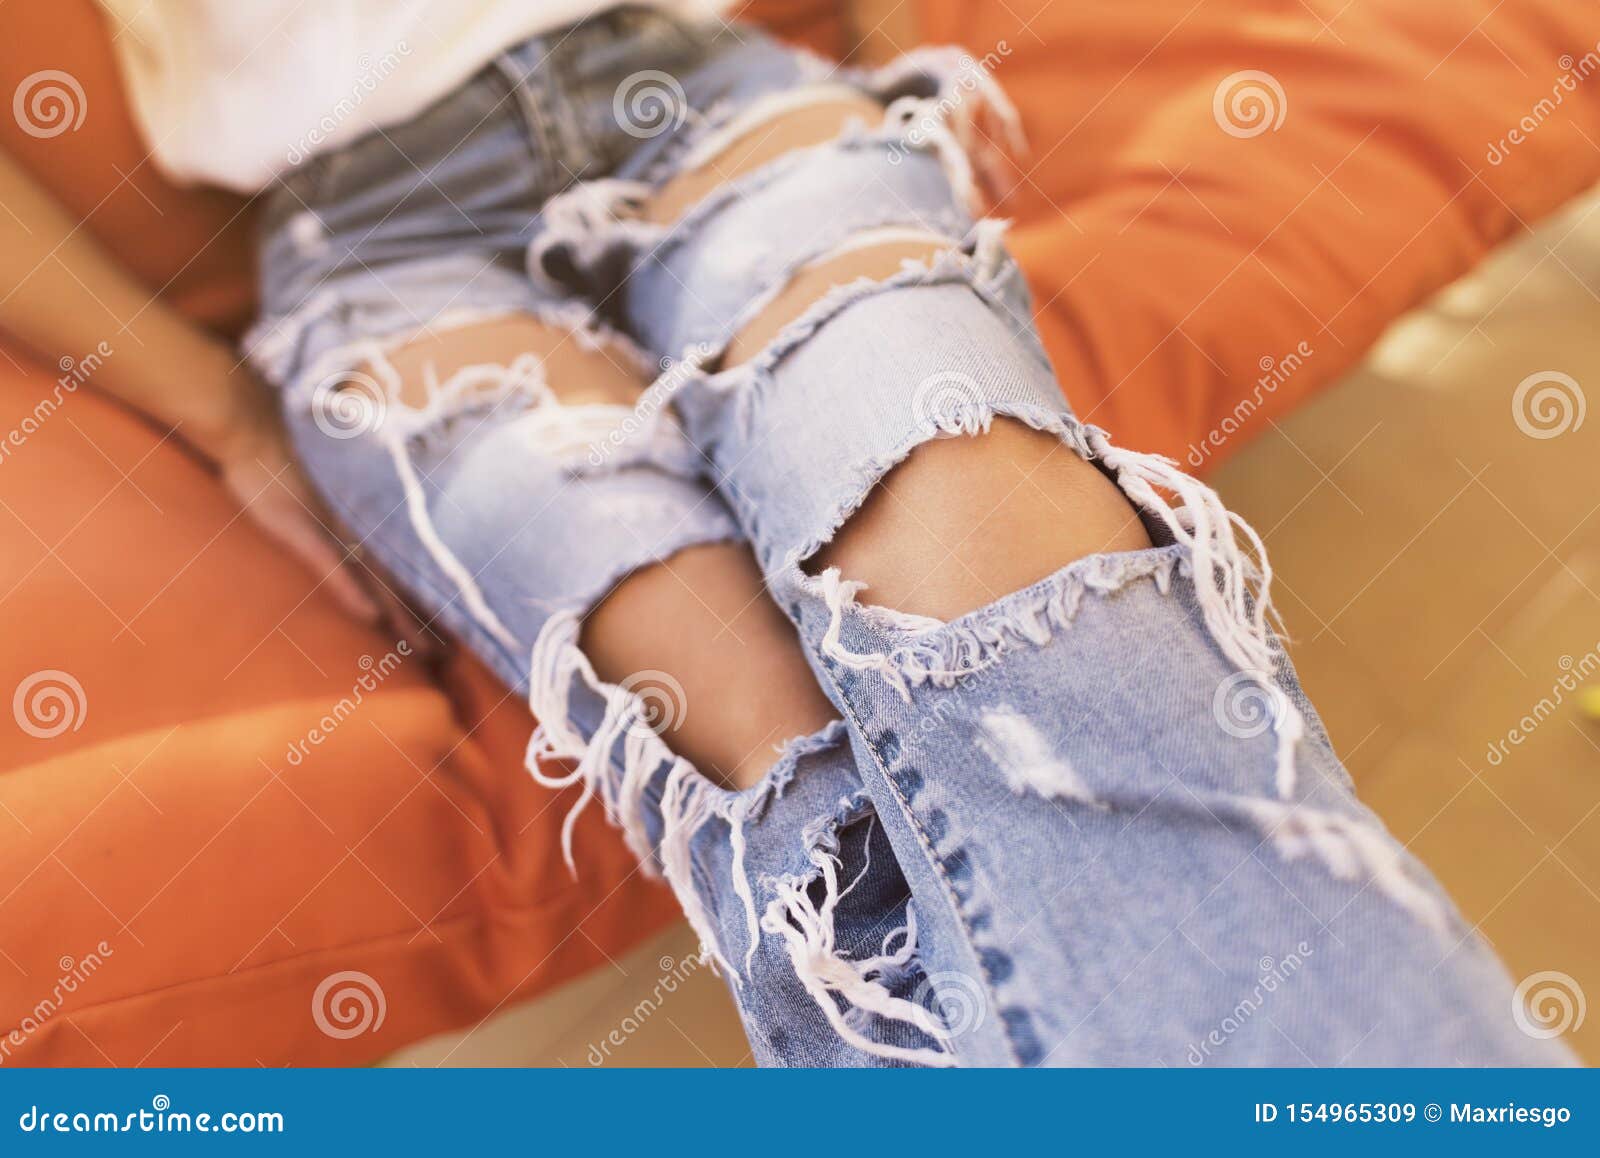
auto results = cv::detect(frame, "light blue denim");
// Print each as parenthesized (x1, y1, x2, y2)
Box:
(245, 6, 1574, 1067)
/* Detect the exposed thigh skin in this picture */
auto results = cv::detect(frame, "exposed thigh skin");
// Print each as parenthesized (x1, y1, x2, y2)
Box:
(384, 316, 650, 409)
(349, 317, 945, 1063)
(372, 317, 837, 789)
(645, 95, 885, 225)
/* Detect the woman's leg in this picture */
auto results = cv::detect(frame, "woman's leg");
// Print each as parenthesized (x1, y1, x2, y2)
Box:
(276, 313, 951, 1063)
(246, 20, 967, 1063)
(547, 47, 1577, 1066)
(376, 316, 835, 790)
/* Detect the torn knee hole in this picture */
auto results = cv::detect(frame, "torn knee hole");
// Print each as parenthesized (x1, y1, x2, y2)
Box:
(810, 418, 1152, 622)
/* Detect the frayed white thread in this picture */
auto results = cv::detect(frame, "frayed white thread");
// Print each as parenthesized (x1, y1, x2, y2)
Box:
(723, 802, 762, 977)
(717, 719, 848, 979)
(1084, 428, 1302, 799)
(842, 905, 925, 1035)
(807, 544, 1188, 701)
(814, 569, 968, 701)
(968, 217, 1013, 283)
(761, 832, 957, 1066)
(307, 325, 689, 672)
(853, 910, 922, 994)
(884, 93, 982, 214)
(977, 706, 1102, 806)
(524, 614, 792, 983)
(872, 46, 1028, 204)
(505, 400, 703, 478)
(529, 178, 659, 290)
(379, 353, 552, 656)
(282, 304, 554, 407)
(287, 209, 329, 258)
(1246, 800, 1449, 933)
(525, 611, 665, 874)
(242, 288, 346, 385)
(660, 760, 735, 980)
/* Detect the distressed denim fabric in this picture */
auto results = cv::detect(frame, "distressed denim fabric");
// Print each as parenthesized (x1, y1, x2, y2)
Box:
(246, 7, 1575, 1067)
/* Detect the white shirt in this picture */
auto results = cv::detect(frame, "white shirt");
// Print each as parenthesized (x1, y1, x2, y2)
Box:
(96, 1, 726, 191)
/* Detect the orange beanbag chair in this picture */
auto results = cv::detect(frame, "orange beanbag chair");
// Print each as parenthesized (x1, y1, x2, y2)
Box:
(0, 0, 678, 1067)
(924, 0, 1600, 466)
(4, 0, 1598, 1066)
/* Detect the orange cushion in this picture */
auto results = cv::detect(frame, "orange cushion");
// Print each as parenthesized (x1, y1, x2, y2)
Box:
(0, 0, 257, 337)
(0, 0, 679, 1065)
(0, 347, 679, 1064)
(922, 0, 1600, 469)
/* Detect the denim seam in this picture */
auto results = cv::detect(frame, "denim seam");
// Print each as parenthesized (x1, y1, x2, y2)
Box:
(819, 664, 1023, 1067)
(490, 54, 561, 193)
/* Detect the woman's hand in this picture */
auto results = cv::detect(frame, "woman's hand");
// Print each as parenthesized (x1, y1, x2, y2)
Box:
(0, 147, 431, 644)
(213, 382, 432, 652)
(216, 408, 381, 623)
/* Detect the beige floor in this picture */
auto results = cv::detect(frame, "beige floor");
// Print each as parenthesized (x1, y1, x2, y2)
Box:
(393, 193, 1600, 1068)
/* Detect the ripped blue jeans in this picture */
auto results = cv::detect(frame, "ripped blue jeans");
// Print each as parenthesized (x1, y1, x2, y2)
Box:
(245, 7, 1572, 1067)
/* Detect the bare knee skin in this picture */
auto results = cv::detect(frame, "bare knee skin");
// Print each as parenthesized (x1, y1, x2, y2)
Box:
(818, 421, 1153, 620)
(371, 318, 836, 790)
(584, 543, 838, 788)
